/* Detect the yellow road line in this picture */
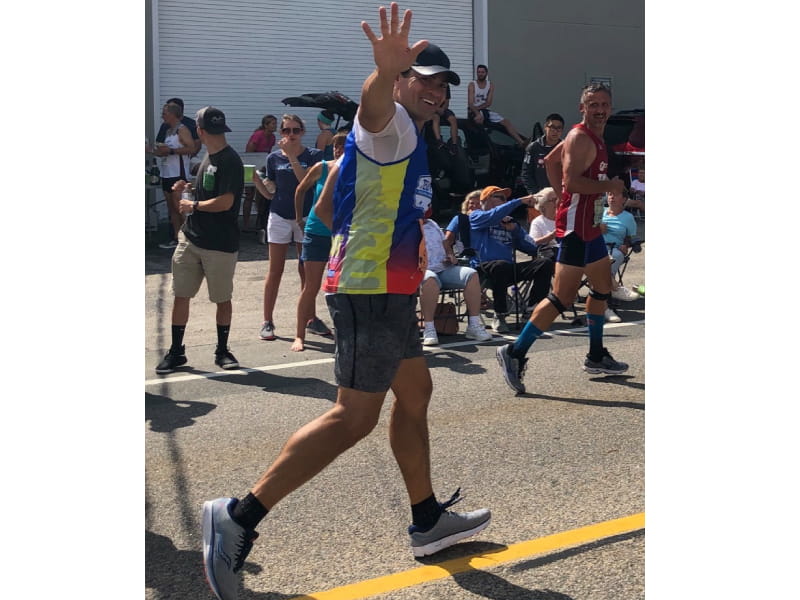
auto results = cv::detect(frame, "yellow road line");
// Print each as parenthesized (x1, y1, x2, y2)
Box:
(295, 512, 645, 600)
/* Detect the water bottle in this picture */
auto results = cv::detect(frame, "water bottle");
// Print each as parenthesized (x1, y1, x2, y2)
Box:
(182, 183, 194, 215)
(149, 158, 161, 186)
(593, 192, 607, 226)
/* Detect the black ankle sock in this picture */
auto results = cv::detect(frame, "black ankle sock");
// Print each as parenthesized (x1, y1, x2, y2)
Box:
(216, 324, 230, 352)
(231, 493, 268, 530)
(171, 325, 186, 351)
(411, 494, 441, 531)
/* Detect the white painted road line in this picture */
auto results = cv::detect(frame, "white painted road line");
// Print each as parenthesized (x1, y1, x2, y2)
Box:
(145, 320, 644, 387)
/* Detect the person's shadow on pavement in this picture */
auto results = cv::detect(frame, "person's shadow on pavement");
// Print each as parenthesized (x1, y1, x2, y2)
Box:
(145, 530, 302, 599)
(145, 392, 216, 433)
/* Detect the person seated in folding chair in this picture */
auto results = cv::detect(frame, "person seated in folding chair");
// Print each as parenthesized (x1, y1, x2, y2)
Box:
(528, 187, 560, 263)
(468, 186, 554, 333)
(601, 189, 641, 323)
(443, 190, 480, 259)
(443, 190, 492, 311)
(419, 208, 492, 346)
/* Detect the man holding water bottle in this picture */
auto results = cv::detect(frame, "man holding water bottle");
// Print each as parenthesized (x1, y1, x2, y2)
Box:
(155, 106, 245, 374)
(496, 82, 629, 395)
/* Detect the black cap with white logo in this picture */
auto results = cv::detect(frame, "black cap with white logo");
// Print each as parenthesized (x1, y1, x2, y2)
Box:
(195, 106, 232, 134)
(411, 43, 460, 86)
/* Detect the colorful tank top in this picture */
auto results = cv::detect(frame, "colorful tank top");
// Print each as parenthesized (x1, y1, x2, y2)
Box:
(323, 115, 431, 295)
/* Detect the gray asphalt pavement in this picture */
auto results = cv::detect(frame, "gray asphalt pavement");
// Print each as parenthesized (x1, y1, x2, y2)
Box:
(145, 221, 645, 600)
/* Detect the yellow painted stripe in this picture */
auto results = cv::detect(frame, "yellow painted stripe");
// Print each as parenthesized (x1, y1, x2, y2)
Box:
(294, 512, 644, 600)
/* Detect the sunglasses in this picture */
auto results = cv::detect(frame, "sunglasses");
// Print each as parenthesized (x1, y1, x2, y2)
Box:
(281, 127, 303, 135)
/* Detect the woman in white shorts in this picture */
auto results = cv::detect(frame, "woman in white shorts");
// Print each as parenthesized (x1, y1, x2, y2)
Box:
(253, 115, 327, 341)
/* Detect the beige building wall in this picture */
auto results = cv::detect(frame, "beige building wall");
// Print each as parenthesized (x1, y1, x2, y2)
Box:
(475, 0, 644, 136)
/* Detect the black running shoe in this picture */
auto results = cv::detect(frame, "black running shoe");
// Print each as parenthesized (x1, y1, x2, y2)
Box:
(155, 346, 187, 374)
(214, 348, 240, 370)
(583, 347, 629, 375)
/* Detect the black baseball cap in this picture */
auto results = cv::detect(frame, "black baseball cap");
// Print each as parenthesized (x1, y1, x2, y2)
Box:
(195, 106, 232, 134)
(411, 43, 460, 86)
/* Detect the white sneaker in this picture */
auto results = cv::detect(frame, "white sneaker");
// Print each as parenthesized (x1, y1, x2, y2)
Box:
(605, 307, 621, 323)
(422, 328, 439, 346)
(611, 286, 640, 301)
(465, 323, 492, 342)
(492, 315, 509, 333)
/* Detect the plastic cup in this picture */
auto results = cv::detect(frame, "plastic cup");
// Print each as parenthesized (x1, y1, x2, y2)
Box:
(243, 164, 255, 181)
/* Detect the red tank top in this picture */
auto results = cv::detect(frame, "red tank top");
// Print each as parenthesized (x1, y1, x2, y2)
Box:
(555, 123, 608, 241)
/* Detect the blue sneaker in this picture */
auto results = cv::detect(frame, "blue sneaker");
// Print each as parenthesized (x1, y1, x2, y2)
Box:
(408, 489, 491, 557)
(202, 498, 258, 600)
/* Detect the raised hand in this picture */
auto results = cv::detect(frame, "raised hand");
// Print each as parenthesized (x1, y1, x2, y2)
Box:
(361, 2, 427, 75)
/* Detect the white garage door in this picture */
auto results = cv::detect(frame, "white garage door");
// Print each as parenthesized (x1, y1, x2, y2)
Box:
(154, 0, 474, 153)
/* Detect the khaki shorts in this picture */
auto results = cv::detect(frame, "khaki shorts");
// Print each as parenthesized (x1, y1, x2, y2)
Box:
(171, 231, 238, 303)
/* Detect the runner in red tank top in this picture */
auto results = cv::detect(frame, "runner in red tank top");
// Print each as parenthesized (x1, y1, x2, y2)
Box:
(495, 83, 630, 395)
(554, 123, 608, 241)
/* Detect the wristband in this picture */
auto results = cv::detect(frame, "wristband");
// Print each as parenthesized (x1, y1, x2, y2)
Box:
(192, 200, 199, 212)
(169, 148, 175, 155)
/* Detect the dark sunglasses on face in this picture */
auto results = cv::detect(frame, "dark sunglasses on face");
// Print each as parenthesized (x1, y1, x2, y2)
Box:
(281, 127, 303, 135)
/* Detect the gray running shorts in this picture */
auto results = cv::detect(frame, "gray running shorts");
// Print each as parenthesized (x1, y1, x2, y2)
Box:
(325, 293, 423, 393)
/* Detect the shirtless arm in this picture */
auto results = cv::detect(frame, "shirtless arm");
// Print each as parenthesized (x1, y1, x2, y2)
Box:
(562, 131, 623, 196)
(176, 126, 194, 155)
(313, 162, 340, 231)
(481, 82, 494, 109)
(467, 81, 476, 113)
(294, 162, 324, 226)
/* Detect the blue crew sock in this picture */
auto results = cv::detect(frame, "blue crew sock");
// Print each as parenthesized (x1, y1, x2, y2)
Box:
(586, 312, 605, 360)
(512, 321, 542, 357)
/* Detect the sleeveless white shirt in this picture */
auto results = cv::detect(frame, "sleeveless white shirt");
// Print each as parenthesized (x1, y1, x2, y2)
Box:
(161, 124, 191, 179)
(471, 78, 491, 106)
